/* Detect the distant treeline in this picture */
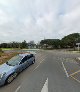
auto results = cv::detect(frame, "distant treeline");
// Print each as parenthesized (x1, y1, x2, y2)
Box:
(0, 40, 35, 49)
(0, 33, 80, 49)
(40, 33, 80, 49)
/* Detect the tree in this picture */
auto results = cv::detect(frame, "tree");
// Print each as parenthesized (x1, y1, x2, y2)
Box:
(61, 33, 80, 48)
(28, 41, 36, 49)
(20, 40, 28, 49)
(0, 43, 7, 48)
(40, 39, 60, 49)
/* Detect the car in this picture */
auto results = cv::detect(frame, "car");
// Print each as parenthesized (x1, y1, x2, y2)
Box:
(0, 53, 35, 86)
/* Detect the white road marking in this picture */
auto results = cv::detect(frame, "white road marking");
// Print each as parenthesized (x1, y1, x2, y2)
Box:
(70, 76, 80, 83)
(15, 85, 21, 92)
(62, 62, 69, 77)
(36, 56, 46, 62)
(33, 58, 46, 71)
(77, 57, 80, 60)
(69, 70, 80, 76)
(41, 78, 48, 92)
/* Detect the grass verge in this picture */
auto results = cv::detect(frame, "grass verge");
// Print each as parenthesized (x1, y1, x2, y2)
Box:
(0, 52, 19, 65)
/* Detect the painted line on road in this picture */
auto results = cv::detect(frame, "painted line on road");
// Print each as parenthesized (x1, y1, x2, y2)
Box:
(70, 76, 80, 83)
(62, 62, 69, 77)
(41, 78, 48, 92)
(36, 56, 46, 62)
(34, 54, 48, 71)
(61, 62, 80, 83)
(33, 58, 46, 71)
(15, 85, 21, 92)
(69, 70, 80, 76)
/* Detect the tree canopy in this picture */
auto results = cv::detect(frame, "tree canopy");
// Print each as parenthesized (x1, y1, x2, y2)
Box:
(0, 40, 28, 49)
(40, 33, 80, 49)
(61, 33, 80, 48)
(40, 39, 60, 49)
(0, 33, 80, 49)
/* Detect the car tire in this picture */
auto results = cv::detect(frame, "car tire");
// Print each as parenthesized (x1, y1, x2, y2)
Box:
(32, 59, 35, 64)
(6, 72, 17, 84)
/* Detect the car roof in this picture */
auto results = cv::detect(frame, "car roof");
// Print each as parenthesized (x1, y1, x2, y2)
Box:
(19, 53, 31, 58)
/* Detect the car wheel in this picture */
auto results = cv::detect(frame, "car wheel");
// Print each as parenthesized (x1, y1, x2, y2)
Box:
(6, 72, 17, 84)
(32, 59, 35, 64)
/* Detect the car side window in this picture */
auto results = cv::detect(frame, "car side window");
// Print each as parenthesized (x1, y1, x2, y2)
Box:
(28, 54, 33, 59)
(21, 56, 28, 64)
(30, 54, 34, 58)
(30, 54, 33, 57)
(27, 55, 31, 59)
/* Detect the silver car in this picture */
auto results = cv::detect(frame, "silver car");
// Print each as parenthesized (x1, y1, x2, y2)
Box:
(0, 53, 35, 86)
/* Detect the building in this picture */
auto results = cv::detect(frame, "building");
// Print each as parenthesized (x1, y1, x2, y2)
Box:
(75, 38, 80, 51)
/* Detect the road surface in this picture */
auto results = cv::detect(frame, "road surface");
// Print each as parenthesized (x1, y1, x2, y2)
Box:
(0, 50, 80, 92)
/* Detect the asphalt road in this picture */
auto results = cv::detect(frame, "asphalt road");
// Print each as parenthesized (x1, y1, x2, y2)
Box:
(0, 50, 80, 92)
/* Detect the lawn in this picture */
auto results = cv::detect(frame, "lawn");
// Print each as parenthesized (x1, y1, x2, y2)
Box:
(1, 48, 20, 51)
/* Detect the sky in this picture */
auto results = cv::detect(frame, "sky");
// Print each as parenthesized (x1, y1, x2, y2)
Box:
(0, 0, 80, 43)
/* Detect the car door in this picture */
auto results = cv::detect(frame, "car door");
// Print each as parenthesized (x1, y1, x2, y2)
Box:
(27, 54, 34, 65)
(20, 56, 29, 70)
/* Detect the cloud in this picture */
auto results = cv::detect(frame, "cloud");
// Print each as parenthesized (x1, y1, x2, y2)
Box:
(54, 0, 80, 38)
(0, 0, 80, 43)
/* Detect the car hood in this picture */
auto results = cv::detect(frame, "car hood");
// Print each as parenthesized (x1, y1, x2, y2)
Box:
(0, 63, 14, 74)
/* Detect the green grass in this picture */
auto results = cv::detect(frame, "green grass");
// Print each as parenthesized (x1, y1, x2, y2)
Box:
(1, 48, 40, 51)
(1, 48, 13, 50)
(72, 51, 80, 53)
(22, 49, 40, 50)
(1, 48, 20, 50)
(0, 52, 2, 55)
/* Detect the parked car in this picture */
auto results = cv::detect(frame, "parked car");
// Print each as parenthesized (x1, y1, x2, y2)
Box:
(0, 53, 35, 86)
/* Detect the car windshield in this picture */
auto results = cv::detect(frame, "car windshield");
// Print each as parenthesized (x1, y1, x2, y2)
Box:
(6, 55, 23, 66)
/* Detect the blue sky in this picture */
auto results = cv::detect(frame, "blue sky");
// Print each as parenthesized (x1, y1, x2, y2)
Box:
(0, 0, 80, 43)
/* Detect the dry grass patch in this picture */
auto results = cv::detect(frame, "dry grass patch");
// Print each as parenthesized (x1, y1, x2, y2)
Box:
(0, 52, 19, 65)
